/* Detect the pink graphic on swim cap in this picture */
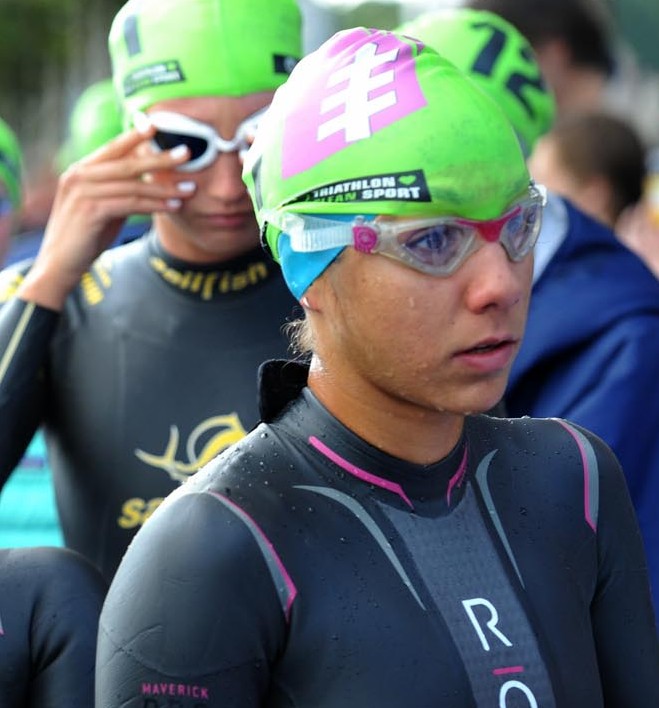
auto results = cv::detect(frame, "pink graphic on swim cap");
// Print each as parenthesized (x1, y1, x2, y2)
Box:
(281, 29, 427, 179)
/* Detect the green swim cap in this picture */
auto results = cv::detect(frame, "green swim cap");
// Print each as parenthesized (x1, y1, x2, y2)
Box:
(243, 27, 530, 264)
(57, 79, 123, 171)
(109, 0, 302, 118)
(0, 117, 22, 210)
(397, 8, 555, 157)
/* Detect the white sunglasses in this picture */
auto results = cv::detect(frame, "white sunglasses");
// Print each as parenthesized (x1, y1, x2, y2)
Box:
(133, 106, 268, 172)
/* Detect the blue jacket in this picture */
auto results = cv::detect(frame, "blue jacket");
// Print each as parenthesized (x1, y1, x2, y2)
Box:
(507, 198, 659, 615)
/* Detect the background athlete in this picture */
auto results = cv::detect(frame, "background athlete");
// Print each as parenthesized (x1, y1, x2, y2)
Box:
(96, 27, 659, 707)
(1, 546, 106, 708)
(0, 116, 22, 267)
(0, 76, 145, 549)
(0, 0, 302, 582)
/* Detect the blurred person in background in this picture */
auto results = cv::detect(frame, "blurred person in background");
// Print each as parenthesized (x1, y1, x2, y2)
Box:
(56, 79, 126, 174)
(0, 546, 106, 708)
(528, 111, 647, 232)
(0, 0, 302, 583)
(466, 0, 659, 150)
(400, 5, 659, 619)
(617, 147, 659, 279)
(0, 117, 63, 549)
(0, 117, 22, 267)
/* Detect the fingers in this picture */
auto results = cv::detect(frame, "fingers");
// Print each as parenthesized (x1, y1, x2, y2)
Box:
(54, 129, 197, 221)
(70, 131, 191, 183)
(78, 123, 154, 165)
(18, 126, 198, 309)
(59, 167, 196, 207)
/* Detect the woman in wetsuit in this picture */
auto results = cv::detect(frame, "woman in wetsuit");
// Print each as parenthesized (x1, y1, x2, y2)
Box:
(96, 26, 659, 707)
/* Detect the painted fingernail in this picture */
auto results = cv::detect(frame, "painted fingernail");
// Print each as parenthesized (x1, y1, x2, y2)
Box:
(176, 181, 196, 193)
(170, 145, 188, 159)
(166, 198, 182, 209)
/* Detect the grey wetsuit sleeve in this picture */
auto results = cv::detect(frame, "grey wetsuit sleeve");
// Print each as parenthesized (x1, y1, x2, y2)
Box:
(95, 490, 289, 708)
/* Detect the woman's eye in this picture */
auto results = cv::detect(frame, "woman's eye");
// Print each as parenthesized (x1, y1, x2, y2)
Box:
(403, 225, 462, 262)
(405, 226, 444, 250)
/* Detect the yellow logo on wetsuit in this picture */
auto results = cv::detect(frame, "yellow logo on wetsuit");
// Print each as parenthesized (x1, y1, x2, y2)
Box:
(117, 413, 248, 529)
(149, 256, 270, 299)
(0, 269, 25, 302)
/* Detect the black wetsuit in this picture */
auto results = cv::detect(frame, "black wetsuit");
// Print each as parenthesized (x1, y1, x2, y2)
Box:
(96, 361, 659, 707)
(0, 232, 298, 581)
(0, 546, 107, 708)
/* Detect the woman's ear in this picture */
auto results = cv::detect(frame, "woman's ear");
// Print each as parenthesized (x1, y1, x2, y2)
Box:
(300, 279, 324, 312)
(300, 292, 318, 311)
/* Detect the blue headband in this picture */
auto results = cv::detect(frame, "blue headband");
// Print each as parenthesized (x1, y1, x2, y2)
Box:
(277, 213, 369, 300)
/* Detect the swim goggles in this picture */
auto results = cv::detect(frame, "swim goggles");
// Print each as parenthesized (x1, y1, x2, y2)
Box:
(133, 106, 268, 172)
(266, 183, 546, 276)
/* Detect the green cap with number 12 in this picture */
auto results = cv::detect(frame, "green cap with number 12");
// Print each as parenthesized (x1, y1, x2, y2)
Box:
(397, 8, 556, 156)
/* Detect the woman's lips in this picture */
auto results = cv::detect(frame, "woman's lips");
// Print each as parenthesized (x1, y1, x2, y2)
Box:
(454, 338, 518, 373)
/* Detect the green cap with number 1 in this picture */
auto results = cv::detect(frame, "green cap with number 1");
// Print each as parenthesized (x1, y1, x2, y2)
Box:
(109, 0, 302, 119)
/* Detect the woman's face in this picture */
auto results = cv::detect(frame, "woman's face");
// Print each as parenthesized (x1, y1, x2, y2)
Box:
(310, 236, 534, 417)
(145, 93, 274, 263)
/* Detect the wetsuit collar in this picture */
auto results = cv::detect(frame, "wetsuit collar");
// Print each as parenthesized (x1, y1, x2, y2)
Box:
(146, 229, 281, 301)
(259, 359, 470, 512)
(258, 358, 311, 422)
